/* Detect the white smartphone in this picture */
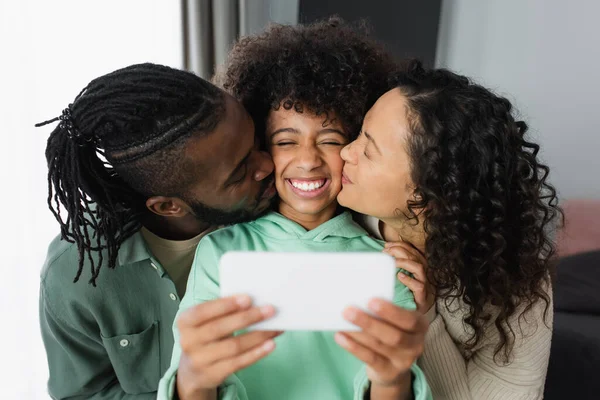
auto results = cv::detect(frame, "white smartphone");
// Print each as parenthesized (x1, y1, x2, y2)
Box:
(219, 251, 396, 331)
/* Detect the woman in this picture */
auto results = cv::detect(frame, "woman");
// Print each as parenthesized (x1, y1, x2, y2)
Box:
(159, 20, 432, 400)
(339, 60, 561, 400)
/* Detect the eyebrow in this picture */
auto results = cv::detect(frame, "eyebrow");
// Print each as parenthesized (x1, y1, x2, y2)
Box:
(225, 150, 252, 186)
(363, 131, 382, 154)
(269, 127, 299, 139)
(269, 127, 348, 140)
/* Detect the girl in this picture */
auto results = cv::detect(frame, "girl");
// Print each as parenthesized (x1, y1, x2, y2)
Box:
(159, 20, 432, 400)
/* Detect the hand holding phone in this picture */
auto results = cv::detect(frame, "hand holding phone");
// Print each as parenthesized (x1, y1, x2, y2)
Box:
(176, 295, 282, 399)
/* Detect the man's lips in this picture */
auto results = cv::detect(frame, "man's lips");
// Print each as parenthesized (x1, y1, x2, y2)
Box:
(260, 179, 276, 200)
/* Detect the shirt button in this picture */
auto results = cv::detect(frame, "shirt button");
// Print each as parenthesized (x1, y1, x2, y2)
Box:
(169, 293, 177, 301)
(150, 262, 158, 270)
(120, 339, 129, 347)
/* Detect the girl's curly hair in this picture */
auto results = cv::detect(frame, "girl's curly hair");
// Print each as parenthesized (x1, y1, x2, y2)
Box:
(394, 60, 562, 363)
(215, 17, 396, 140)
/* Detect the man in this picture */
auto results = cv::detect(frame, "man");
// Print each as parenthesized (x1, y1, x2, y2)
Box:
(38, 63, 275, 399)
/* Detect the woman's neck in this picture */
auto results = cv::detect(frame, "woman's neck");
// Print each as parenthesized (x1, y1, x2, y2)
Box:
(380, 217, 426, 254)
(278, 201, 338, 231)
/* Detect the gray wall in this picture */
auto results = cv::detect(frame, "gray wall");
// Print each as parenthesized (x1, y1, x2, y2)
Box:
(436, 0, 600, 199)
(241, 0, 298, 35)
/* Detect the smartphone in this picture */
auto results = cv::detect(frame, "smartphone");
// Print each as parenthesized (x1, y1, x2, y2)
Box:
(219, 251, 395, 331)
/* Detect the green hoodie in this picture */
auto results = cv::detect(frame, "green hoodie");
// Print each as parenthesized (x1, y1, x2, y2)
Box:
(158, 211, 432, 400)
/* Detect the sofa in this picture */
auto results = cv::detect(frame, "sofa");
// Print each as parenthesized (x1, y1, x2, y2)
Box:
(544, 200, 600, 399)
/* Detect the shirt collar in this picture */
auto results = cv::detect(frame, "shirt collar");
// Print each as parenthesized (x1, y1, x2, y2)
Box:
(250, 211, 369, 242)
(117, 230, 154, 266)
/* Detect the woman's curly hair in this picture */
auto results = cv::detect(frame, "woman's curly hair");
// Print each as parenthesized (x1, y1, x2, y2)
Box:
(215, 17, 396, 140)
(394, 60, 562, 363)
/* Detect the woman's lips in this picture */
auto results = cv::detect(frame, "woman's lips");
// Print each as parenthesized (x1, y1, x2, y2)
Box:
(341, 171, 353, 185)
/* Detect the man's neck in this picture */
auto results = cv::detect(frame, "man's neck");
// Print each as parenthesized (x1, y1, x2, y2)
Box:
(140, 211, 211, 241)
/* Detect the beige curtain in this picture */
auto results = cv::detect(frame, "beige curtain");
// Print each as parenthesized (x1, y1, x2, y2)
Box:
(182, 0, 299, 79)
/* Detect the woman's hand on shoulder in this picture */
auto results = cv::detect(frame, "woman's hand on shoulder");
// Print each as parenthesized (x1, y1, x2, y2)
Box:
(384, 241, 436, 315)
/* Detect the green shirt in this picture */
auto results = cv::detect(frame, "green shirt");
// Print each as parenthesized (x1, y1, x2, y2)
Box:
(40, 230, 187, 399)
(158, 212, 432, 400)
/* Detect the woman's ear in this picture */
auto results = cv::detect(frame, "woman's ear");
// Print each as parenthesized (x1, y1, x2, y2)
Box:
(409, 191, 428, 219)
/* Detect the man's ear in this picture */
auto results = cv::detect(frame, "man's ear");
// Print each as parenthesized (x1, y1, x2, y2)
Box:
(145, 196, 191, 218)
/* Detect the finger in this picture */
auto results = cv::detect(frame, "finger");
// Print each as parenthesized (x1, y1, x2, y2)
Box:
(346, 323, 425, 371)
(343, 306, 409, 347)
(394, 259, 427, 283)
(384, 240, 418, 252)
(384, 245, 425, 266)
(201, 331, 283, 365)
(197, 305, 276, 343)
(384, 239, 404, 247)
(396, 271, 426, 305)
(384, 245, 415, 261)
(334, 332, 390, 370)
(344, 331, 391, 358)
(347, 332, 418, 376)
(211, 338, 277, 379)
(344, 331, 422, 370)
(384, 242, 427, 265)
(367, 299, 429, 333)
(177, 295, 252, 329)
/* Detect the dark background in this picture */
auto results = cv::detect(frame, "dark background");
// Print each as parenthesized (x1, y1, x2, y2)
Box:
(299, 0, 442, 67)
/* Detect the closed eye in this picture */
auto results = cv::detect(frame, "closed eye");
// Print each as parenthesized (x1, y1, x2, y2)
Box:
(358, 131, 371, 159)
(230, 164, 248, 185)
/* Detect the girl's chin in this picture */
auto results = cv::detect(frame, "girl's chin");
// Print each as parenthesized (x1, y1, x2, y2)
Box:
(278, 198, 340, 217)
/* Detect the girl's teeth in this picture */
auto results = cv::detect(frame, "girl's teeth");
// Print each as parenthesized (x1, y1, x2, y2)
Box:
(291, 180, 324, 191)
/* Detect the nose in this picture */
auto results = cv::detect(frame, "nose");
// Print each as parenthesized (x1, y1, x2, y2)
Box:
(340, 140, 356, 164)
(252, 149, 274, 181)
(296, 145, 323, 171)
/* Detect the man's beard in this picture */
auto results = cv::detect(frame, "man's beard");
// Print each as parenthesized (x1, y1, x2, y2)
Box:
(186, 180, 277, 226)
(187, 200, 267, 226)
